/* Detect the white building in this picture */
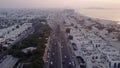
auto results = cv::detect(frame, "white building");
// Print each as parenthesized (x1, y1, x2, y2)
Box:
(107, 54, 120, 68)
(0, 23, 34, 64)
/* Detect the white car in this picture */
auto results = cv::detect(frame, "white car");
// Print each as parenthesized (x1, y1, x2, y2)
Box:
(50, 61, 53, 65)
(72, 61, 75, 66)
(64, 56, 67, 58)
(69, 62, 72, 65)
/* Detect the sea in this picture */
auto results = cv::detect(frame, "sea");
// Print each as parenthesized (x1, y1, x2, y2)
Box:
(77, 9, 120, 24)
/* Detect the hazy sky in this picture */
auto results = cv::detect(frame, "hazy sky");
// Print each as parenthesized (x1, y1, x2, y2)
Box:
(0, 0, 120, 8)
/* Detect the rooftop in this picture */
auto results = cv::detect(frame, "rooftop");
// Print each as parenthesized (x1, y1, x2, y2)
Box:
(107, 54, 120, 61)
(98, 45, 119, 55)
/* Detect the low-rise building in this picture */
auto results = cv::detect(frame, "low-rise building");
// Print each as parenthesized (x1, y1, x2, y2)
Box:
(0, 23, 34, 65)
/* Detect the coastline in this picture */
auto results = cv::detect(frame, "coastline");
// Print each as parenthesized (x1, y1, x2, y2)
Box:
(75, 9, 120, 50)
(75, 8, 120, 24)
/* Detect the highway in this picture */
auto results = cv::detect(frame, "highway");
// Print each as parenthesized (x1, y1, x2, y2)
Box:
(46, 24, 77, 68)
(60, 32, 75, 68)
(48, 28, 62, 68)
(45, 14, 62, 68)
(57, 25, 74, 68)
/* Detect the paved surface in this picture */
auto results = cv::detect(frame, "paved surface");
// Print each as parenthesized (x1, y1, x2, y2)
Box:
(46, 24, 76, 68)
(45, 13, 79, 68)
(60, 31, 74, 68)
(48, 26, 62, 68)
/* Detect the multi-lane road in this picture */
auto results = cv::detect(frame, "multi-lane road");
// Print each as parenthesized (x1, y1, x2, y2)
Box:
(46, 24, 78, 68)
(49, 29, 62, 68)
(60, 31, 75, 68)
(45, 25, 62, 68)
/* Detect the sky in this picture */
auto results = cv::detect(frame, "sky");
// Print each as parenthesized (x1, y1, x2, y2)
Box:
(0, 0, 120, 9)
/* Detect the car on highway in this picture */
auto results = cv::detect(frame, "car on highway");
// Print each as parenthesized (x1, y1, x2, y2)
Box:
(72, 56, 74, 58)
(52, 52, 55, 55)
(72, 61, 75, 66)
(50, 61, 53, 65)
(69, 62, 72, 66)
(45, 60, 49, 63)
(64, 56, 67, 58)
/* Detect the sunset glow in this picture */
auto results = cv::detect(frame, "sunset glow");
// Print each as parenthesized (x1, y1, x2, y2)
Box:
(0, 0, 120, 8)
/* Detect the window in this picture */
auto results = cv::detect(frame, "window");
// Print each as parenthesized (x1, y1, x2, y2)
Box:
(96, 56, 98, 59)
(109, 62, 111, 67)
(114, 63, 117, 67)
(118, 63, 120, 68)
(92, 56, 94, 59)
